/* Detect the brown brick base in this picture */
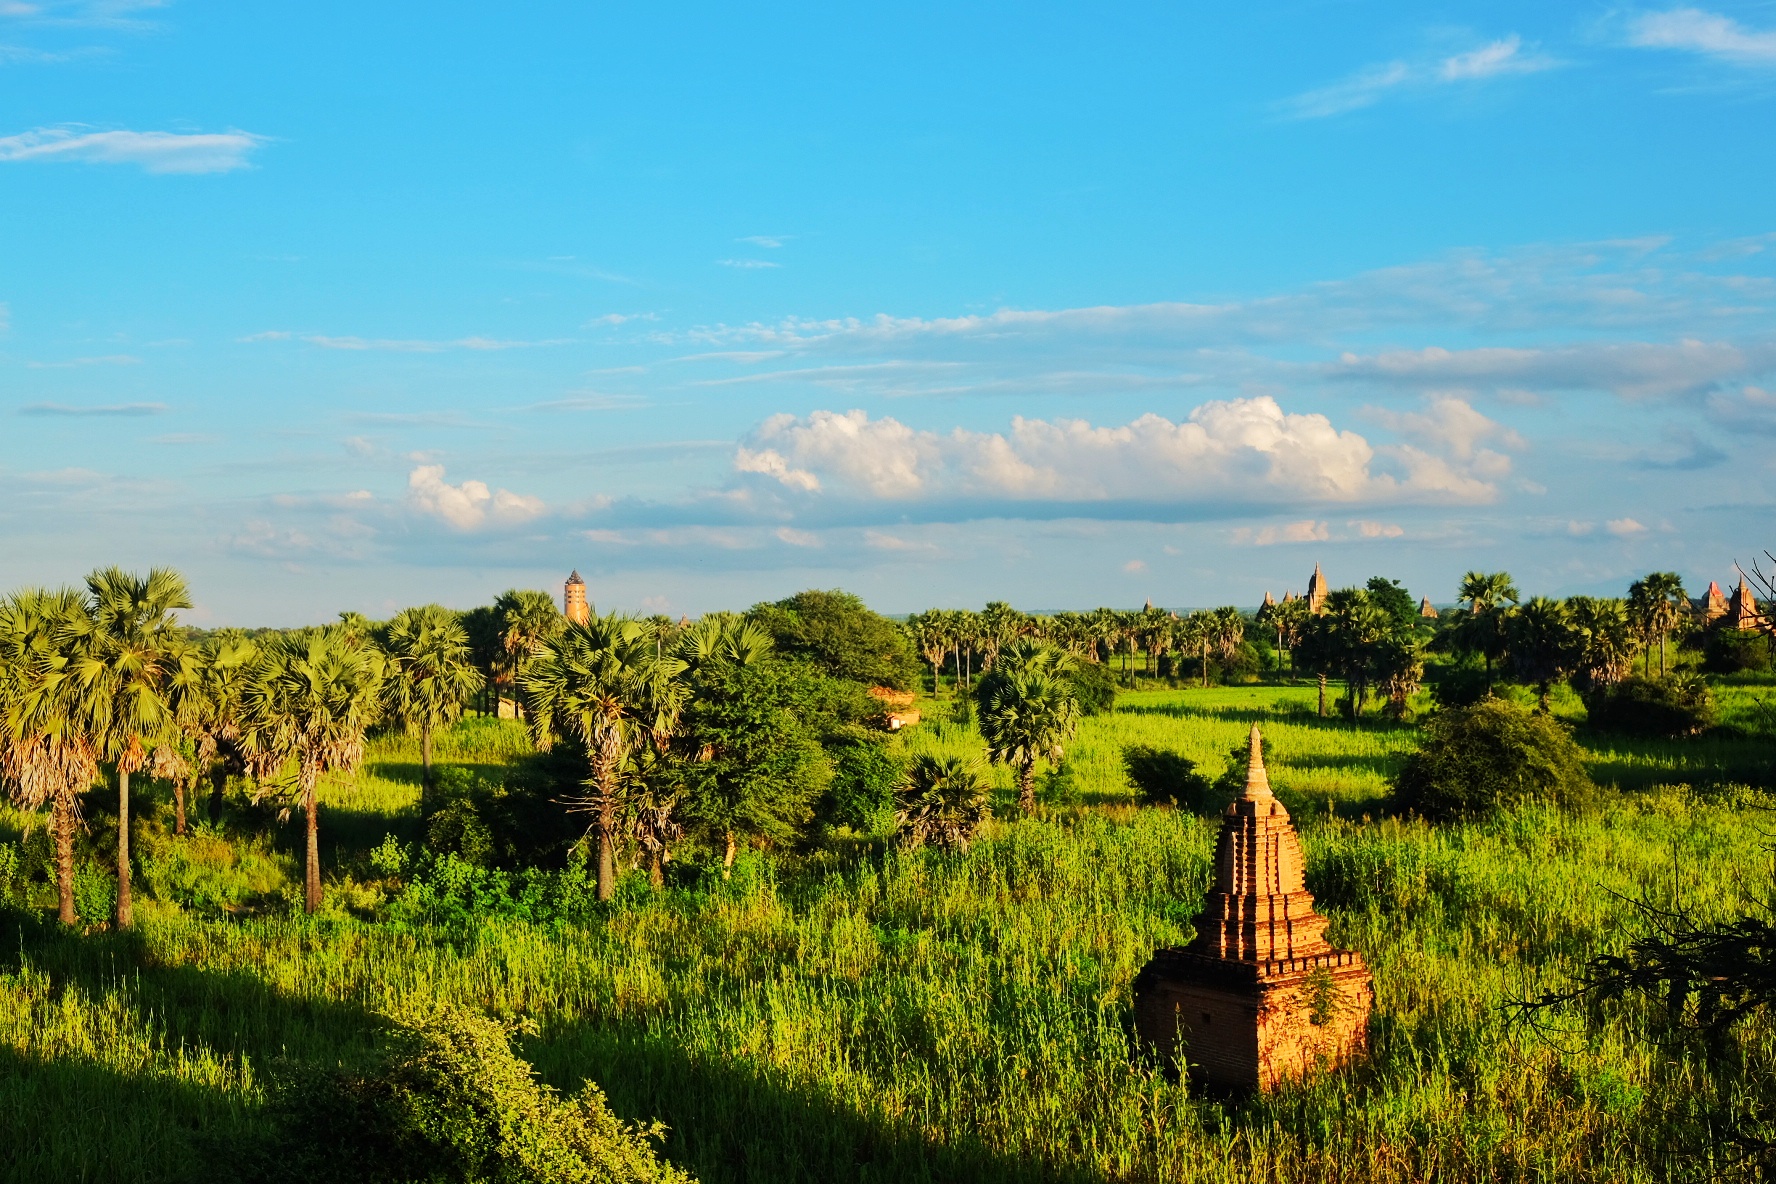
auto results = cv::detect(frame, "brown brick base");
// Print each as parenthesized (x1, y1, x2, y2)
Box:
(1133, 948, 1372, 1090)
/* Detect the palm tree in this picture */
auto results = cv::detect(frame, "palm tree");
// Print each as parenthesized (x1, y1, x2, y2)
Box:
(907, 611, 952, 695)
(678, 613, 774, 669)
(895, 755, 990, 850)
(980, 601, 1026, 671)
(1451, 570, 1520, 689)
(241, 628, 385, 914)
(381, 604, 485, 804)
(976, 645, 1080, 813)
(493, 589, 562, 714)
(1271, 597, 1311, 681)
(1315, 589, 1390, 721)
(1210, 607, 1246, 669)
(1627, 572, 1689, 678)
(186, 631, 260, 825)
(0, 587, 104, 926)
(522, 613, 687, 901)
(84, 566, 192, 930)
(1509, 597, 1582, 713)
(1567, 596, 1635, 697)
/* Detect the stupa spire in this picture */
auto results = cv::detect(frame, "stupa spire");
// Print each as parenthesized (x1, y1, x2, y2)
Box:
(1240, 723, 1274, 802)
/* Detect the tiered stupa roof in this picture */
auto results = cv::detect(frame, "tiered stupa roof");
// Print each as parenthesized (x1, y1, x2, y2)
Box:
(1189, 726, 1332, 967)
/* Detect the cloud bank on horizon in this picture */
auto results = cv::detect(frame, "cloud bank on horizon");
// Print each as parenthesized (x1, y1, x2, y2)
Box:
(1, 4, 1773, 622)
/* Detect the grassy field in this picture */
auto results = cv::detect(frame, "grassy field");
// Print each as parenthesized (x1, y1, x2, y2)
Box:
(1, 680, 1772, 1183)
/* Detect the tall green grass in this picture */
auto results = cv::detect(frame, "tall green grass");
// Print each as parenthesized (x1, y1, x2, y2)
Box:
(0, 687, 1769, 1183)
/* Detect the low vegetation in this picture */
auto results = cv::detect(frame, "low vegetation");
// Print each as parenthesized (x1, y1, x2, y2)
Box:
(0, 563, 1772, 1181)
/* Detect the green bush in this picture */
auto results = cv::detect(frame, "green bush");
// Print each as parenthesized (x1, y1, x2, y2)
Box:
(1428, 664, 1491, 709)
(1704, 629, 1772, 675)
(822, 738, 904, 831)
(1585, 676, 1716, 738)
(427, 797, 496, 867)
(264, 1001, 691, 1184)
(1394, 699, 1596, 820)
(1123, 745, 1212, 810)
(1066, 661, 1118, 715)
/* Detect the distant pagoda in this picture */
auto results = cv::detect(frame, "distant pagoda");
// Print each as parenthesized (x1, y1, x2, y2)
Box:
(563, 570, 590, 625)
(1698, 580, 1729, 625)
(1419, 596, 1439, 620)
(1305, 563, 1328, 614)
(1726, 577, 1761, 631)
(1133, 725, 1372, 1090)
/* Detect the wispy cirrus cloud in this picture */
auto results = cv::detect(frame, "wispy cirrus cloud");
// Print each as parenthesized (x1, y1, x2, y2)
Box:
(1629, 8, 1776, 65)
(25, 353, 139, 368)
(18, 400, 165, 416)
(718, 258, 781, 270)
(1281, 35, 1561, 119)
(0, 125, 265, 173)
(253, 333, 572, 352)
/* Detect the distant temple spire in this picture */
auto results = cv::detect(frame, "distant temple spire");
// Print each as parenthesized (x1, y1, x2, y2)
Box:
(1727, 577, 1761, 631)
(563, 570, 590, 625)
(1305, 563, 1328, 614)
(1419, 596, 1439, 620)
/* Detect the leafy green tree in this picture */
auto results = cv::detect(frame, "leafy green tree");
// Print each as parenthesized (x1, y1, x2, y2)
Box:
(0, 587, 104, 925)
(380, 605, 485, 804)
(976, 643, 1081, 813)
(1508, 596, 1583, 713)
(84, 566, 192, 930)
(522, 613, 685, 900)
(1394, 698, 1594, 820)
(1315, 589, 1391, 720)
(1365, 576, 1418, 629)
(1627, 571, 1689, 678)
(747, 589, 921, 690)
(895, 755, 990, 850)
(242, 627, 386, 914)
(1122, 745, 1211, 810)
(678, 657, 830, 874)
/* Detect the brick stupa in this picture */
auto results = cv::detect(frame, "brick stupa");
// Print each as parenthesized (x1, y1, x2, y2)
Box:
(1133, 725, 1372, 1090)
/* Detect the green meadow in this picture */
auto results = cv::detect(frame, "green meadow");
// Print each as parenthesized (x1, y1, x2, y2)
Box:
(2, 681, 1771, 1183)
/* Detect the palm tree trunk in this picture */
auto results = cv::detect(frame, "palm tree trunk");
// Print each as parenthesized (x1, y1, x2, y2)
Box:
(420, 724, 434, 808)
(722, 830, 737, 879)
(1018, 759, 1036, 814)
(1659, 633, 1667, 678)
(209, 764, 227, 825)
(649, 850, 664, 888)
(174, 778, 187, 837)
(1201, 640, 1209, 689)
(1318, 672, 1327, 717)
(116, 769, 133, 930)
(55, 791, 76, 927)
(304, 768, 322, 915)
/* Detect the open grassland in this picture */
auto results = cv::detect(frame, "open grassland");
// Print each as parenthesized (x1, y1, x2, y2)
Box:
(1, 681, 1772, 1183)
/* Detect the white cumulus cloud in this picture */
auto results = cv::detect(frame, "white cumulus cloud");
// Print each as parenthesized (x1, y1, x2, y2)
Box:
(0, 126, 265, 173)
(735, 396, 1508, 509)
(407, 465, 545, 531)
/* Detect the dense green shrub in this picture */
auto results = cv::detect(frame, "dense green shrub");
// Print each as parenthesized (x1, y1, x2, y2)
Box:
(265, 1002, 691, 1184)
(822, 738, 903, 831)
(1704, 628, 1772, 675)
(1066, 660, 1118, 715)
(1394, 699, 1595, 819)
(1427, 663, 1491, 709)
(1122, 745, 1212, 810)
(1585, 676, 1716, 738)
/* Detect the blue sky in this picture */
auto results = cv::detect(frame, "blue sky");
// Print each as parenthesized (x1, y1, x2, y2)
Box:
(2, 2, 1774, 624)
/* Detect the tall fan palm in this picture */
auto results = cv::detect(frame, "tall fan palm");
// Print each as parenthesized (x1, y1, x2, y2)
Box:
(1452, 570, 1520, 689)
(381, 604, 485, 804)
(1316, 588, 1391, 721)
(242, 628, 385, 914)
(0, 588, 103, 925)
(492, 589, 563, 714)
(678, 613, 774, 669)
(1509, 596, 1583, 713)
(83, 566, 192, 930)
(186, 631, 260, 825)
(1567, 596, 1635, 696)
(895, 755, 990, 850)
(977, 649, 1080, 814)
(1626, 572, 1689, 678)
(522, 613, 687, 901)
